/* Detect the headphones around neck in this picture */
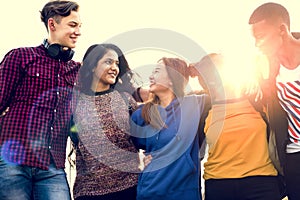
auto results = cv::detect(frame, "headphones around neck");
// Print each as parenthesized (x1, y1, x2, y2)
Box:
(43, 39, 74, 62)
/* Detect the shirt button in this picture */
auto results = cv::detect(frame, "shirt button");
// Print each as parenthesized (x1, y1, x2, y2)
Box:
(54, 109, 57, 113)
(57, 74, 60, 78)
(36, 73, 40, 77)
(49, 146, 52, 149)
(50, 127, 54, 131)
(56, 91, 60, 95)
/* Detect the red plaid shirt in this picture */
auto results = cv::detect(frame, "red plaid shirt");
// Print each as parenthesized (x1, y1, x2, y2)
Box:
(0, 44, 80, 170)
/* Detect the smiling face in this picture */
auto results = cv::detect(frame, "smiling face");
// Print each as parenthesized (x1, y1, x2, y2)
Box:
(49, 10, 82, 49)
(250, 19, 284, 57)
(248, 2, 291, 57)
(92, 50, 119, 91)
(149, 61, 172, 95)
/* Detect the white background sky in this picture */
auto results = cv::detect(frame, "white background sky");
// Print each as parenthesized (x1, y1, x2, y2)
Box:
(1, 0, 299, 88)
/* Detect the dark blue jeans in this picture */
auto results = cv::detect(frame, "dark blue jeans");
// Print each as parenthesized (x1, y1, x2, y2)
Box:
(205, 176, 281, 200)
(0, 157, 71, 200)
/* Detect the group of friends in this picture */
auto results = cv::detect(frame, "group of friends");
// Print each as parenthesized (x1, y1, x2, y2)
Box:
(0, 1, 300, 200)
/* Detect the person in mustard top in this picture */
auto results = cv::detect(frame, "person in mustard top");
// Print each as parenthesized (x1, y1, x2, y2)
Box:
(191, 53, 281, 200)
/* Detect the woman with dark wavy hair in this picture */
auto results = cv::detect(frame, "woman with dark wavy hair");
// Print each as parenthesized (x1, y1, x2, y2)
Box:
(72, 43, 145, 200)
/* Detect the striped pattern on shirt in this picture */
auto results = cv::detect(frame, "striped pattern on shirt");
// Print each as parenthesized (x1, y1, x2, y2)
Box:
(276, 65, 300, 148)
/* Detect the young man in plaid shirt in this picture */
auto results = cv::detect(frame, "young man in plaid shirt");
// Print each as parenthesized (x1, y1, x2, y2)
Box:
(0, 1, 82, 199)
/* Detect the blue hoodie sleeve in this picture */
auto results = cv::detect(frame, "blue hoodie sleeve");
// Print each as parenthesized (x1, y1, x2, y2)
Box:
(130, 107, 147, 150)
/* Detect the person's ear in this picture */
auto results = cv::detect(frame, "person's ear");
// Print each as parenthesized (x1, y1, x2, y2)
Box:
(48, 18, 56, 31)
(279, 23, 288, 35)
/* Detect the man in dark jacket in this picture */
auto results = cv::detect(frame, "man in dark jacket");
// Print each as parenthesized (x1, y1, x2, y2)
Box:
(249, 2, 300, 200)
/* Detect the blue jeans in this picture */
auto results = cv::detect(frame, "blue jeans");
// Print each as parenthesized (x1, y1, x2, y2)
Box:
(0, 157, 71, 200)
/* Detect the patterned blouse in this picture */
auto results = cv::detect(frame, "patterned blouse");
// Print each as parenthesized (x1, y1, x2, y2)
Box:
(72, 89, 139, 198)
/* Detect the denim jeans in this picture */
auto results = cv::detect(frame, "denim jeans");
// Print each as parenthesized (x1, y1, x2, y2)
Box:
(0, 157, 71, 200)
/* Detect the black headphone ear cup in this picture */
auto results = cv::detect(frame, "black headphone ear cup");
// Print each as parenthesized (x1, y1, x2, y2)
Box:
(61, 49, 74, 62)
(67, 50, 74, 61)
(43, 39, 74, 62)
(47, 44, 62, 59)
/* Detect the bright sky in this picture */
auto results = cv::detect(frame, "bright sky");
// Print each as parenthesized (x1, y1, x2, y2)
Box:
(1, 0, 299, 90)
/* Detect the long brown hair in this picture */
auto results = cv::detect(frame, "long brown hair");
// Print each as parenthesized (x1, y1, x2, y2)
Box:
(141, 57, 189, 129)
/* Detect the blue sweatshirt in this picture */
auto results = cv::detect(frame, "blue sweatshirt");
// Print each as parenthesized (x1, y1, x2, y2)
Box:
(131, 95, 206, 200)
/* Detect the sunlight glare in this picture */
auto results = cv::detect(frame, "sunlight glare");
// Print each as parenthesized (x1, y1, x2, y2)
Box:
(218, 50, 259, 97)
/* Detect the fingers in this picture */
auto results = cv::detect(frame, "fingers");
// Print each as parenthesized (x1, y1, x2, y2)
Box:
(244, 81, 258, 96)
(138, 149, 145, 171)
(243, 81, 263, 102)
(255, 88, 263, 102)
(138, 149, 153, 171)
(143, 155, 152, 168)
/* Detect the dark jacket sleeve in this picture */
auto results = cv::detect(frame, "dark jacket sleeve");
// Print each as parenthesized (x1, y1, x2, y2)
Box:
(198, 94, 211, 160)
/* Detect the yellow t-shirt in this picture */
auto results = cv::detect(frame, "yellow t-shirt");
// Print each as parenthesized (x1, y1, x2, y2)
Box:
(203, 99, 277, 180)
